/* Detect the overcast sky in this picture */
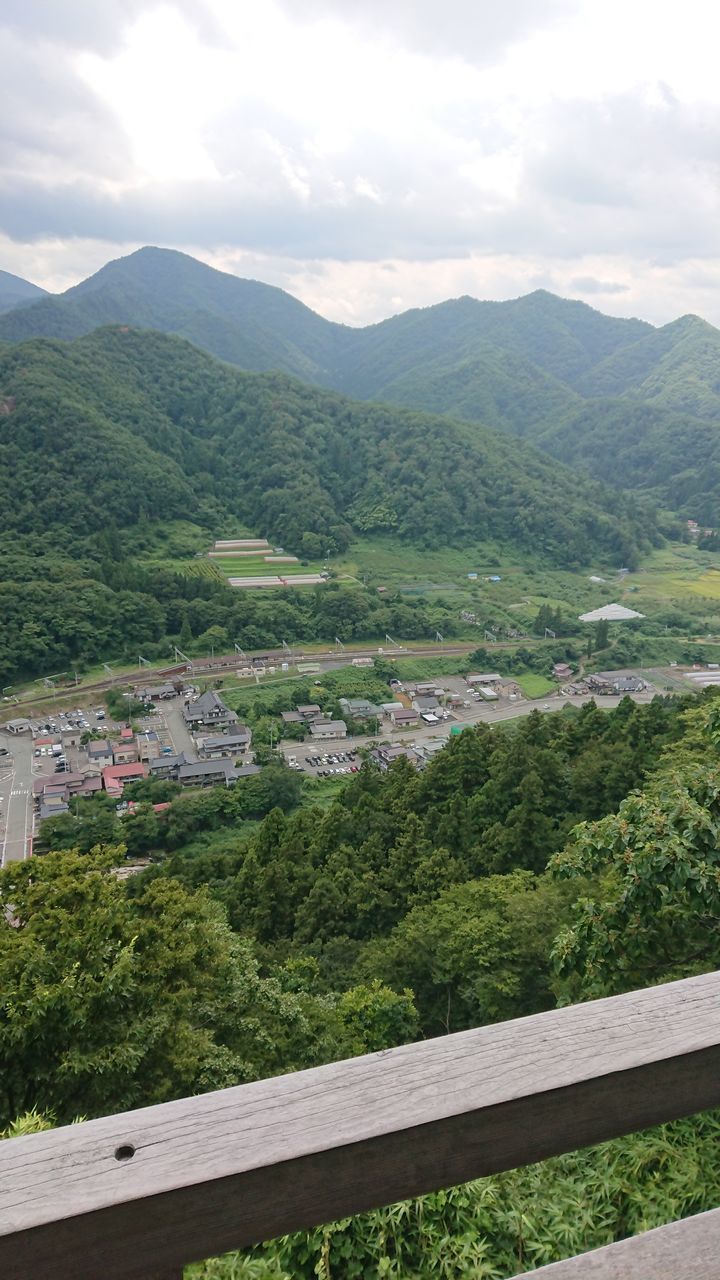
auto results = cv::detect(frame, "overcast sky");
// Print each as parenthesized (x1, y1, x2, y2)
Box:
(4, 0, 720, 325)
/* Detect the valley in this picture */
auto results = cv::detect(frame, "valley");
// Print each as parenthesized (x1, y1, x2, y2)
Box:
(1, 255, 720, 1280)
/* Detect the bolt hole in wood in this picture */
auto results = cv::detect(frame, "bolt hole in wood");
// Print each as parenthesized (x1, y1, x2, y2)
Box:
(114, 1144, 135, 1162)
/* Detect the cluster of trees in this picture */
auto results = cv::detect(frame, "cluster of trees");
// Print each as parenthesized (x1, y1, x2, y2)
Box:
(531, 604, 576, 638)
(0, 539, 459, 684)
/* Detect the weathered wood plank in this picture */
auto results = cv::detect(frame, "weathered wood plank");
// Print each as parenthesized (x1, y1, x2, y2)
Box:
(508, 1205, 720, 1277)
(1, 971, 720, 1280)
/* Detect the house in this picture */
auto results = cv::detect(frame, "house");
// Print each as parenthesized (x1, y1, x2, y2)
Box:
(113, 741, 139, 766)
(182, 690, 238, 731)
(412, 695, 440, 713)
(371, 744, 420, 771)
(197, 727, 252, 758)
(102, 762, 149, 797)
(553, 663, 574, 681)
(35, 773, 101, 798)
(281, 710, 303, 724)
(414, 682, 442, 697)
(86, 739, 114, 769)
(137, 730, 161, 761)
(36, 773, 102, 819)
(177, 759, 238, 788)
(413, 737, 450, 763)
(612, 676, 647, 694)
(309, 719, 348, 741)
(296, 704, 323, 721)
(149, 753, 188, 779)
(39, 795, 70, 820)
(338, 698, 381, 721)
(5, 718, 32, 734)
(585, 672, 647, 695)
(119, 726, 134, 741)
(466, 673, 502, 686)
(389, 708, 419, 729)
(134, 683, 178, 702)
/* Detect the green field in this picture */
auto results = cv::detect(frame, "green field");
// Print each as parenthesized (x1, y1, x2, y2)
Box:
(516, 673, 557, 698)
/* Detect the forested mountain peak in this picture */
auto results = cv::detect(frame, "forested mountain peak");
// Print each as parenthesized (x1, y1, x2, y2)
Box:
(0, 269, 49, 316)
(0, 246, 342, 381)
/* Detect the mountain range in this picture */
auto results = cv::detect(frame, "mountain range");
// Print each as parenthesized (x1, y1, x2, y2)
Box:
(2, 246, 720, 521)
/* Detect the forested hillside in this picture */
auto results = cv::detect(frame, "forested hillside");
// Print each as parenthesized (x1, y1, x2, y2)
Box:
(6, 687, 720, 1275)
(4, 247, 720, 517)
(0, 325, 661, 560)
(535, 400, 720, 526)
(0, 269, 49, 315)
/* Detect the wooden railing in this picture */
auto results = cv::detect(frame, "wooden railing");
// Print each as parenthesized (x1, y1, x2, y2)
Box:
(2, 970, 720, 1279)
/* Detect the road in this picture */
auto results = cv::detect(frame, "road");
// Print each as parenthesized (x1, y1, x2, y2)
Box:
(162, 700, 198, 760)
(0, 730, 34, 866)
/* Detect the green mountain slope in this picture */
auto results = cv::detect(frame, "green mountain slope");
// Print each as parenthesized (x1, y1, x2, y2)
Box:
(535, 400, 720, 525)
(0, 249, 650, 395)
(0, 269, 49, 316)
(0, 326, 660, 568)
(578, 315, 720, 419)
(376, 342, 583, 436)
(334, 289, 650, 398)
(0, 247, 345, 383)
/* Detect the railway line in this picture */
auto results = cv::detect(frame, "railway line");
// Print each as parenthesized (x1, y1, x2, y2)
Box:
(8, 641, 493, 711)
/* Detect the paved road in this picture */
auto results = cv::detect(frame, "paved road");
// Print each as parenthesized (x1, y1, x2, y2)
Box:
(162, 700, 198, 761)
(0, 731, 34, 866)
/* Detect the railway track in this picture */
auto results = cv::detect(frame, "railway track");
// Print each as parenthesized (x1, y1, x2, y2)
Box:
(11, 641, 499, 710)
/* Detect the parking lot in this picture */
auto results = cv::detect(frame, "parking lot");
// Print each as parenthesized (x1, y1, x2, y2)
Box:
(280, 743, 360, 777)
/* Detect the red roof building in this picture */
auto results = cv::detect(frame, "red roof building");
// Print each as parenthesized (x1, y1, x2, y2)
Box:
(102, 762, 149, 797)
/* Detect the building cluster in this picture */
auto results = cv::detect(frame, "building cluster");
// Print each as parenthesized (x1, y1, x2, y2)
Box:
(35, 689, 257, 820)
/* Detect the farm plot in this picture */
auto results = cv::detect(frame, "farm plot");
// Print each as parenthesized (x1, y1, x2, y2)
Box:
(207, 537, 327, 588)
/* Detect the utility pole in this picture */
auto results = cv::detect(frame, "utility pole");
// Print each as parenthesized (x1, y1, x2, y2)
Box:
(173, 647, 193, 675)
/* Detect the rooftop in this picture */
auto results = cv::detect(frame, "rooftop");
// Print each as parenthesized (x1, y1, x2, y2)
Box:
(578, 603, 645, 622)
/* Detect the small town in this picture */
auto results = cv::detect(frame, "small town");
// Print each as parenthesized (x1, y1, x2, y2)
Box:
(1, 649, 695, 869)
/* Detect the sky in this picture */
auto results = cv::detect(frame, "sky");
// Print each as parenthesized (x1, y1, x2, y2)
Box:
(3, 0, 720, 325)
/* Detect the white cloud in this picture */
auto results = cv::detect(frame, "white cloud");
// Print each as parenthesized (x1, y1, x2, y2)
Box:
(3, 0, 720, 325)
